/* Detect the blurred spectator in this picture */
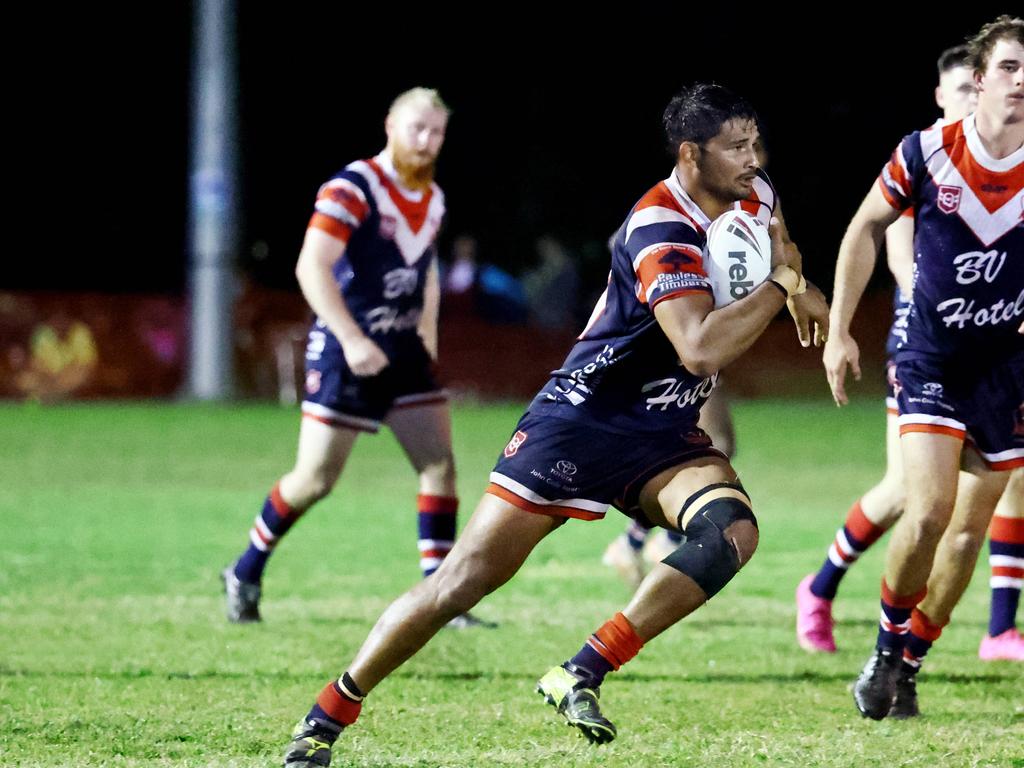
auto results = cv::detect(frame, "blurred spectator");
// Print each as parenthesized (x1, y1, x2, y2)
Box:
(522, 235, 580, 330)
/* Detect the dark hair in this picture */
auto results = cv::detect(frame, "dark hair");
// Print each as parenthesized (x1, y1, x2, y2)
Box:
(966, 15, 1024, 73)
(937, 44, 971, 75)
(662, 83, 760, 157)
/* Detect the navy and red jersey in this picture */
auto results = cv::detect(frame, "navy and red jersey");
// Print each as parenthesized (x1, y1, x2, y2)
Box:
(885, 288, 912, 360)
(531, 168, 777, 434)
(878, 115, 1023, 364)
(305, 153, 445, 359)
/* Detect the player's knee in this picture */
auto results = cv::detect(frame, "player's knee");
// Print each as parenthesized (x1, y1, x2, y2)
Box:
(429, 564, 486, 616)
(904, 506, 953, 545)
(662, 483, 757, 598)
(944, 528, 986, 560)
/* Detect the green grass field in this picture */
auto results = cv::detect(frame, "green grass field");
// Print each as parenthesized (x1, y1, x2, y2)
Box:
(0, 399, 1020, 767)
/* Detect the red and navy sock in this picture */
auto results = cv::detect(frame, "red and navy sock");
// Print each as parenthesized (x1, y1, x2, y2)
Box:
(233, 482, 304, 584)
(988, 515, 1024, 637)
(877, 579, 927, 654)
(810, 500, 887, 600)
(418, 494, 457, 577)
(902, 609, 946, 674)
(306, 672, 364, 732)
(567, 612, 644, 686)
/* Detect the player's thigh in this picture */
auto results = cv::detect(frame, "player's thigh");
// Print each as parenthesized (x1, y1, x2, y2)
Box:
(386, 402, 453, 472)
(291, 416, 360, 482)
(994, 466, 1024, 519)
(696, 387, 735, 455)
(434, 492, 561, 595)
(899, 431, 962, 521)
(637, 454, 740, 530)
(953, 446, 1012, 534)
(883, 411, 904, 483)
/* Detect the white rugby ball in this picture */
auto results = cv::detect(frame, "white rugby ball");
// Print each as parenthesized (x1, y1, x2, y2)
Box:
(704, 210, 772, 308)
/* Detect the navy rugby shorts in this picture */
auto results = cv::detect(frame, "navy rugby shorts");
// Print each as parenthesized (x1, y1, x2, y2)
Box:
(894, 353, 1024, 470)
(487, 409, 725, 522)
(301, 332, 445, 433)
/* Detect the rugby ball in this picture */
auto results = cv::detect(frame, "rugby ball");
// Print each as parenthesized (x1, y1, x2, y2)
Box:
(704, 210, 772, 308)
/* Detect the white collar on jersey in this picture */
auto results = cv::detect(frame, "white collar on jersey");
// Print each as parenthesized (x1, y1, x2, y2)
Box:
(666, 168, 712, 230)
(374, 151, 427, 202)
(962, 113, 1024, 172)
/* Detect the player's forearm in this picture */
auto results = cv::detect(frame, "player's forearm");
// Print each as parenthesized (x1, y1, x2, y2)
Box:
(659, 286, 786, 378)
(295, 257, 366, 345)
(830, 216, 887, 335)
(418, 260, 440, 358)
(884, 216, 915, 296)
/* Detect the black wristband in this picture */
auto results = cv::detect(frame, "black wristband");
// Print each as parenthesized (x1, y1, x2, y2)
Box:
(767, 279, 789, 298)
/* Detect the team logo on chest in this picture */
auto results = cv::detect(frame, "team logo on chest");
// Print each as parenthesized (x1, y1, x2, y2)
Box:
(936, 185, 962, 215)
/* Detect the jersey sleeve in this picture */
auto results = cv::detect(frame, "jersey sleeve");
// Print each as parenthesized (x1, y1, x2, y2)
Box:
(877, 133, 920, 212)
(625, 210, 711, 308)
(308, 170, 372, 243)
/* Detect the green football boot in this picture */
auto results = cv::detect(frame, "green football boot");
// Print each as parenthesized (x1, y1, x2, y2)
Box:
(536, 663, 617, 744)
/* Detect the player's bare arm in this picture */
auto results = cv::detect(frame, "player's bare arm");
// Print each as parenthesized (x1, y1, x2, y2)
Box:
(884, 214, 915, 296)
(774, 202, 830, 347)
(418, 256, 440, 360)
(654, 220, 793, 377)
(295, 227, 389, 376)
(823, 184, 901, 406)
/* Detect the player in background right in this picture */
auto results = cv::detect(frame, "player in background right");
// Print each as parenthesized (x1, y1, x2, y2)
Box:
(799, 45, 1024, 663)
(823, 16, 1023, 720)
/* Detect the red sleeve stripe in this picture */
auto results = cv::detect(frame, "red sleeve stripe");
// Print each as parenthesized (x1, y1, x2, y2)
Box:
(631, 241, 703, 273)
(308, 213, 352, 242)
(876, 177, 905, 211)
(322, 177, 368, 206)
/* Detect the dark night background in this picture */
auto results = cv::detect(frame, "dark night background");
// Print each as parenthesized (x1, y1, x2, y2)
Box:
(27, 7, 1013, 300)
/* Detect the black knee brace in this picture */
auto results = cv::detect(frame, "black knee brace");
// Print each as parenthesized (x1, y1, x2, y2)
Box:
(662, 483, 757, 598)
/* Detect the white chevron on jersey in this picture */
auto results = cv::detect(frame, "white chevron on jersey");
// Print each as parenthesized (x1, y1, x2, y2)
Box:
(919, 116, 1024, 247)
(347, 160, 445, 267)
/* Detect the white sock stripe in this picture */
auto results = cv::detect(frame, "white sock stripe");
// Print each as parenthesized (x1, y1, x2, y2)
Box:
(991, 576, 1024, 589)
(827, 543, 851, 569)
(254, 517, 277, 543)
(417, 539, 455, 552)
(419, 556, 444, 570)
(990, 555, 1024, 569)
(835, 529, 862, 560)
(336, 678, 365, 702)
(880, 609, 910, 633)
(248, 529, 270, 552)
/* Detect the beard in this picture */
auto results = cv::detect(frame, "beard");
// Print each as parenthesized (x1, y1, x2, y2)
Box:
(391, 143, 437, 191)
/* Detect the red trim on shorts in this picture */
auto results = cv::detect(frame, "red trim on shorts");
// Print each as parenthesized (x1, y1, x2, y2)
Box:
(989, 456, 1024, 471)
(899, 423, 966, 440)
(990, 516, 1024, 545)
(881, 579, 927, 609)
(886, 407, 898, 416)
(301, 411, 379, 433)
(485, 483, 603, 521)
(391, 394, 448, 410)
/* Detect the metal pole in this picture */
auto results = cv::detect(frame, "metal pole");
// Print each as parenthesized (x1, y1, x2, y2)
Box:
(186, 0, 238, 399)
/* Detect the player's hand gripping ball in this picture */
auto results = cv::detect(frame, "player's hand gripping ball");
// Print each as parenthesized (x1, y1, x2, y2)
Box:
(704, 210, 772, 308)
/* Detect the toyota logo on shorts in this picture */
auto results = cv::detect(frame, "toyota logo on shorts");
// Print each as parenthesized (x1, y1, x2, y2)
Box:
(555, 460, 578, 476)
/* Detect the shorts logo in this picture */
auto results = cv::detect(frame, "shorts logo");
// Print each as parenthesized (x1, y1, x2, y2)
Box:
(555, 460, 578, 476)
(379, 215, 398, 240)
(504, 430, 528, 458)
(937, 185, 962, 215)
(922, 382, 944, 398)
(305, 370, 321, 394)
